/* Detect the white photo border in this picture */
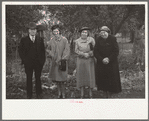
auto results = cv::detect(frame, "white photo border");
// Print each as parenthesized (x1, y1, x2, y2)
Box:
(2, 1, 148, 120)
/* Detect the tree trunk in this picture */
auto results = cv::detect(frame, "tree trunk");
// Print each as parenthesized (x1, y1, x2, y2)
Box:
(129, 30, 135, 43)
(114, 7, 133, 35)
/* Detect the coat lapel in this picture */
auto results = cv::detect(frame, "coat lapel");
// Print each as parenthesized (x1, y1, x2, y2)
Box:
(35, 36, 42, 53)
(34, 35, 38, 43)
(28, 35, 32, 42)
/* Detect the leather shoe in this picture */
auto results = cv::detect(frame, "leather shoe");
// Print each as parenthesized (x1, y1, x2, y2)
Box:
(80, 95, 84, 99)
(62, 94, 66, 99)
(89, 95, 93, 99)
(58, 94, 62, 99)
(37, 94, 43, 99)
(27, 96, 32, 99)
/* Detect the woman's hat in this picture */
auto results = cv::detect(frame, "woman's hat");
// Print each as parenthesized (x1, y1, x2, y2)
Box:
(79, 27, 90, 33)
(100, 26, 110, 33)
(27, 22, 37, 29)
(51, 24, 61, 31)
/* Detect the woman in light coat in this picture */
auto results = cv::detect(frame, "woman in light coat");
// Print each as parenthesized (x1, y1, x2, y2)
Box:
(75, 27, 96, 98)
(47, 25, 70, 99)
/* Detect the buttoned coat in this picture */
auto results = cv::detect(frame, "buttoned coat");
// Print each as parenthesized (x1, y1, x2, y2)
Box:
(47, 35, 70, 82)
(94, 35, 121, 93)
(18, 35, 46, 66)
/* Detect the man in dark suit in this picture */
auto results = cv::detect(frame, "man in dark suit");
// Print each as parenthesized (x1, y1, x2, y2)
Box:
(18, 22, 46, 99)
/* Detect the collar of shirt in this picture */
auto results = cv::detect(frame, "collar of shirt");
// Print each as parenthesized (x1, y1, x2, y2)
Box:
(29, 35, 35, 42)
(54, 35, 62, 42)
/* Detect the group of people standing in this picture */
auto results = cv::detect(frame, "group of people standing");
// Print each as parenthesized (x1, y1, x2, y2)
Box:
(18, 22, 122, 99)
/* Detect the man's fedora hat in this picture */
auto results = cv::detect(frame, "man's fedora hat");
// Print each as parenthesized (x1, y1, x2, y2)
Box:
(27, 22, 37, 29)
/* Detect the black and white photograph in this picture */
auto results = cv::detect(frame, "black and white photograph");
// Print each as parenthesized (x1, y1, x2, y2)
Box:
(2, 1, 148, 120)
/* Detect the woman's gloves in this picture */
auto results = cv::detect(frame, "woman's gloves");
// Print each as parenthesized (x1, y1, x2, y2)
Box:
(82, 51, 93, 59)
(102, 57, 110, 64)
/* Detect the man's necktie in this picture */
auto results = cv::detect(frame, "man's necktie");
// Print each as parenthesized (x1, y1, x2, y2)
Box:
(32, 36, 35, 43)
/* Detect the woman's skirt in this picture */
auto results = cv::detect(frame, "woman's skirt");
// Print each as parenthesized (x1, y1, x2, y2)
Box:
(49, 60, 68, 82)
(76, 57, 96, 89)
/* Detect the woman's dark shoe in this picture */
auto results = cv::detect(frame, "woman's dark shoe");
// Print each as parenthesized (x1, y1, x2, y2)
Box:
(80, 95, 84, 99)
(105, 91, 111, 98)
(71, 92, 75, 98)
(27, 96, 32, 99)
(58, 94, 62, 99)
(37, 94, 43, 99)
(62, 94, 66, 99)
(89, 95, 93, 99)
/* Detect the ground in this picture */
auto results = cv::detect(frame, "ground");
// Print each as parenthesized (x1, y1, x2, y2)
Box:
(6, 41, 145, 99)
(6, 70, 145, 99)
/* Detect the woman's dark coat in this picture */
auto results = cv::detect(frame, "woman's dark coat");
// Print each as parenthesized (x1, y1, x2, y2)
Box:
(94, 35, 121, 93)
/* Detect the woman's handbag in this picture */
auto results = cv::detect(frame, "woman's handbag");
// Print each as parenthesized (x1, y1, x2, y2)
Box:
(59, 59, 67, 71)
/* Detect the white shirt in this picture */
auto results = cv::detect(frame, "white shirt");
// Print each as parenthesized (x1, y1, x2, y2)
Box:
(29, 35, 35, 43)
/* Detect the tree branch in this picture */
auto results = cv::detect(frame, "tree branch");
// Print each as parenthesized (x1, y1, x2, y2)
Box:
(114, 6, 134, 35)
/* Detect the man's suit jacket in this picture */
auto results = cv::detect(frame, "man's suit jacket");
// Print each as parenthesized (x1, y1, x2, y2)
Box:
(18, 35, 46, 66)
